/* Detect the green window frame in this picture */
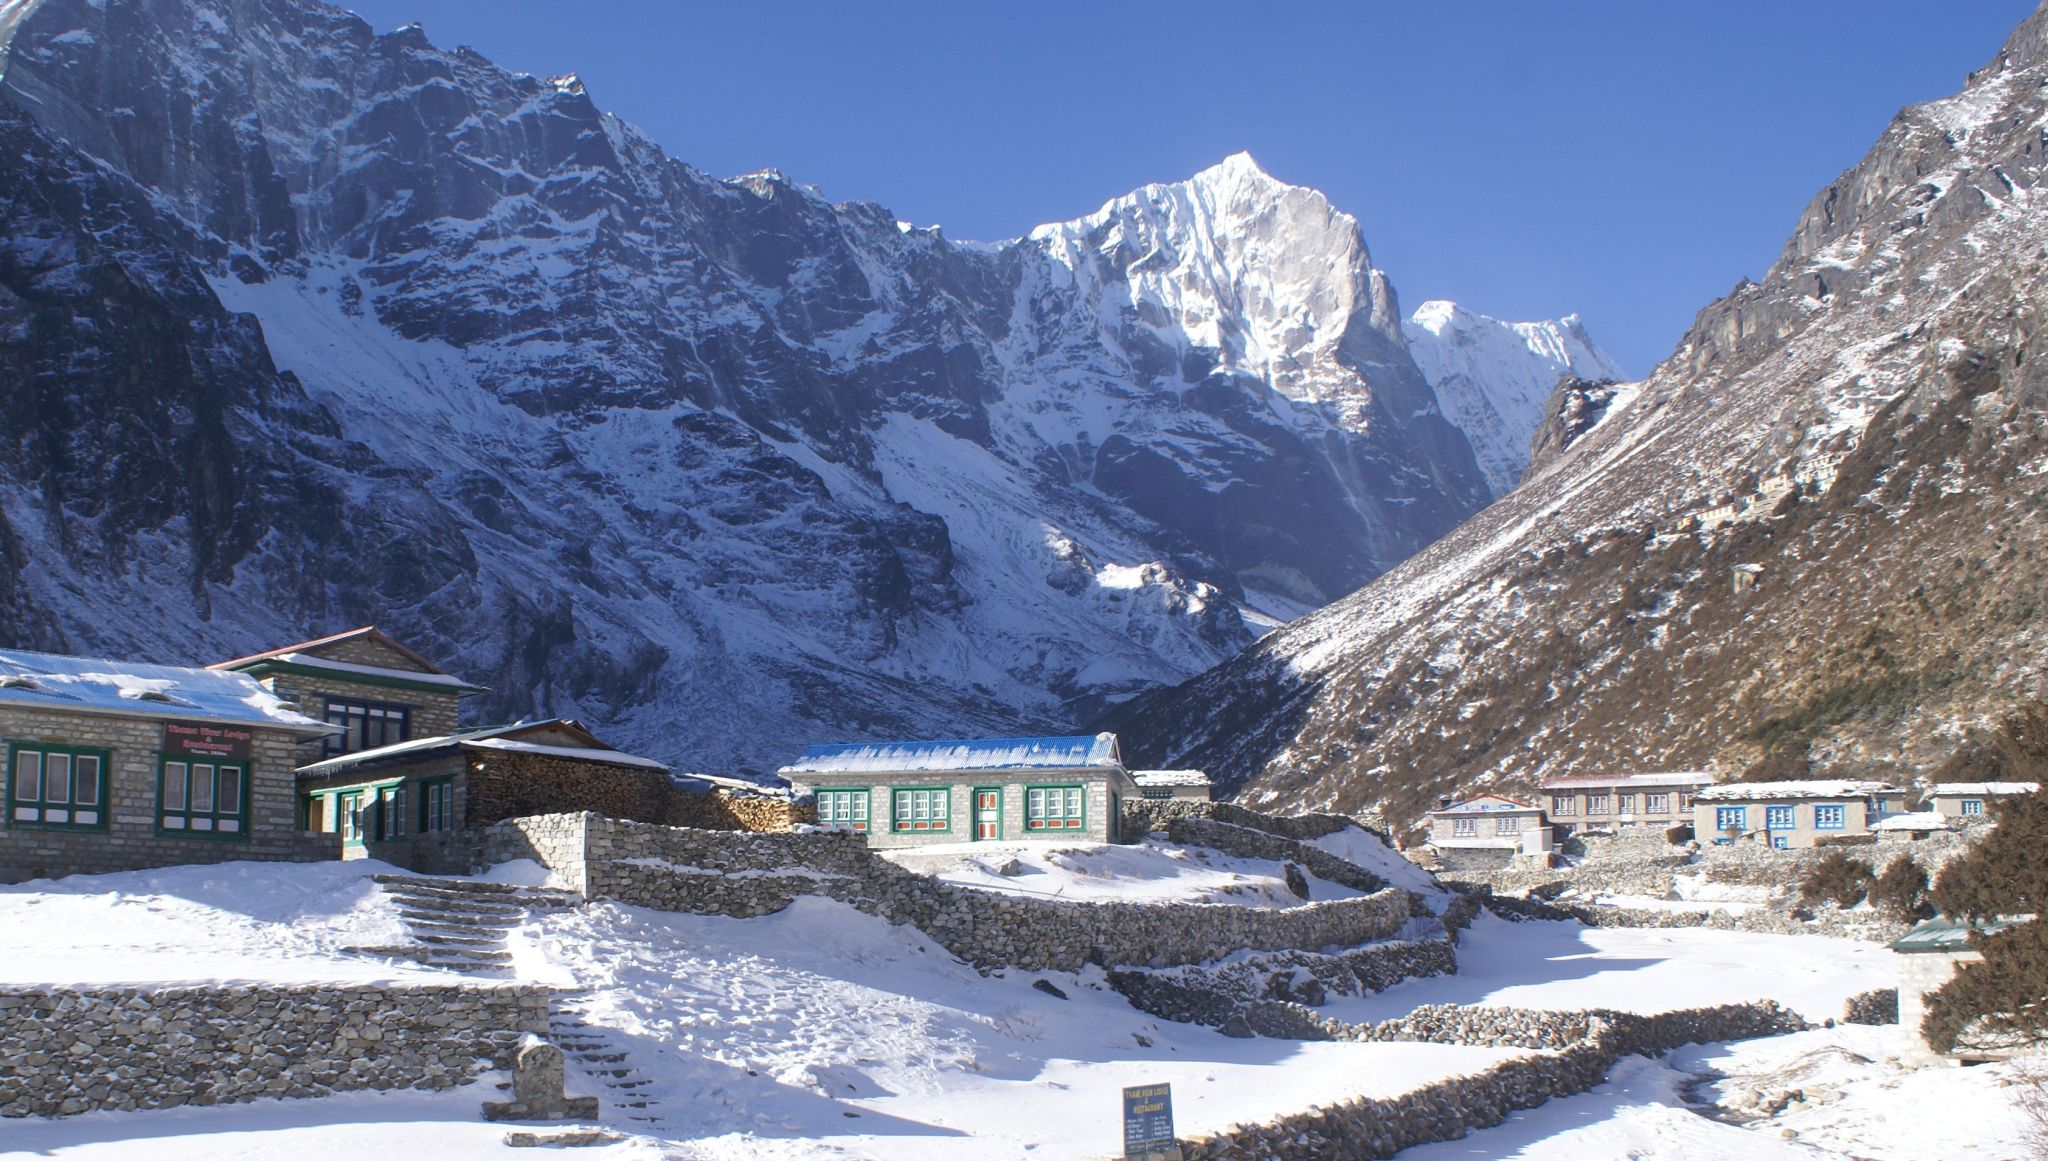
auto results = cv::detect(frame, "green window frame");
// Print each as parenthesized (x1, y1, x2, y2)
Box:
(420, 776, 455, 833)
(1024, 784, 1085, 832)
(7, 743, 110, 830)
(1141, 788, 1175, 801)
(891, 787, 950, 833)
(337, 789, 368, 845)
(816, 787, 871, 832)
(158, 756, 250, 839)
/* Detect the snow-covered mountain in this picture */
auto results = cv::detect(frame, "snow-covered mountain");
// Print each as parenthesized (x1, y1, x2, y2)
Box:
(1404, 301, 1627, 494)
(0, 0, 1615, 772)
(1111, 3, 2048, 827)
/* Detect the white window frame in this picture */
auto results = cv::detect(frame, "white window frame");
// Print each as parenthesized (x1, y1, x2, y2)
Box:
(816, 788, 871, 832)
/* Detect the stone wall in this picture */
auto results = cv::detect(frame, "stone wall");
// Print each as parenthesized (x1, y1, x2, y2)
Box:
(1467, 887, 1912, 943)
(0, 982, 551, 1118)
(1109, 936, 1458, 1026)
(1162, 817, 1387, 894)
(1842, 988, 1899, 1025)
(483, 814, 1416, 972)
(0, 705, 336, 884)
(1174, 1001, 1809, 1159)
(1122, 799, 1362, 843)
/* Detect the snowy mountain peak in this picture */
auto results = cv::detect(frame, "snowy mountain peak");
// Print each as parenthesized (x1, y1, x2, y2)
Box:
(1403, 300, 1628, 494)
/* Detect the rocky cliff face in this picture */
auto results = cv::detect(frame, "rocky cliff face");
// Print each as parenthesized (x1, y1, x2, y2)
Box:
(1111, 3, 2048, 827)
(0, 0, 1615, 771)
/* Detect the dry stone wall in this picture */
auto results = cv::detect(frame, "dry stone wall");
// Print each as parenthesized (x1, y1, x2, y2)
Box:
(1174, 1001, 1809, 1160)
(1123, 800, 1364, 843)
(484, 814, 1415, 972)
(1109, 936, 1458, 1026)
(1162, 817, 1386, 894)
(0, 983, 551, 1118)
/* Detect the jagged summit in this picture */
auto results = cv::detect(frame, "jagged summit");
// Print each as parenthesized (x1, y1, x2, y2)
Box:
(0, 0, 1616, 772)
(1110, 3, 2048, 827)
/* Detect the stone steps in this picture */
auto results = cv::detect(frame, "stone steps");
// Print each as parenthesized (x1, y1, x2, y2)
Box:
(353, 874, 585, 980)
(547, 1008, 664, 1127)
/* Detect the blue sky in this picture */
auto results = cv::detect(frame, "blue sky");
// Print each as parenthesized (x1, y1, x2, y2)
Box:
(342, 1, 2035, 376)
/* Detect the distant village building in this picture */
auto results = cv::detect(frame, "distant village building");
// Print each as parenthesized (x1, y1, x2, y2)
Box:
(780, 733, 1140, 848)
(1130, 769, 1214, 802)
(1692, 780, 1906, 849)
(1425, 794, 1552, 870)
(1541, 771, 1711, 837)
(0, 648, 336, 883)
(1873, 811, 1954, 843)
(1892, 916, 2025, 1067)
(1922, 782, 2038, 822)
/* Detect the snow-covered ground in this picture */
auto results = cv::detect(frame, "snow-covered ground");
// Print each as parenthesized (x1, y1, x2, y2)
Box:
(879, 835, 1367, 905)
(1321, 914, 1896, 1024)
(1399, 1025, 2037, 1160)
(1, 859, 2023, 1161)
(0, 860, 432, 985)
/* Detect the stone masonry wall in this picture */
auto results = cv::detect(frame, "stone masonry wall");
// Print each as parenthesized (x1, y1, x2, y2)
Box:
(1163, 817, 1386, 894)
(1175, 1001, 1809, 1159)
(0, 983, 551, 1118)
(1122, 799, 1362, 843)
(484, 814, 1415, 972)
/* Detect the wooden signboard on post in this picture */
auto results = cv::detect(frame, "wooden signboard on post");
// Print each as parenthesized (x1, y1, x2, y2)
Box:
(1122, 1082, 1179, 1160)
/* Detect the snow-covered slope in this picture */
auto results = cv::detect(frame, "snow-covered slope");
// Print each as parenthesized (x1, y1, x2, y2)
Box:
(1404, 300, 1628, 494)
(0, 0, 1612, 772)
(1113, 4, 2048, 823)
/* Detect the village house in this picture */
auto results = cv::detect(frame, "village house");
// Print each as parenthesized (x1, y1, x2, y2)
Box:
(293, 718, 674, 862)
(1692, 780, 1907, 849)
(1130, 769, 1214, 803)
(1424, 794, 1553, 871)
(0, 648, 338, 883)
(1540, 771, 1711, 837)
(1921, 782, 2038, 822)
(208, 626, 487, 763)
(779, 733, 1141, 849)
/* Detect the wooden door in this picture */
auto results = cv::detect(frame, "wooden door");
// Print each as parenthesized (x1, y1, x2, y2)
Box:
(973, 788, 1001, 840)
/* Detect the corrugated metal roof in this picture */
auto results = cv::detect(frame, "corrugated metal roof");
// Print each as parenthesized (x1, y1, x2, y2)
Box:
(1891, 916, 2023, 953)
(1131, 769, 1212, 787)
(1696, 780, 1899, 802)
(1435, 794, 1538, 814)
(1542, 771, 1715, 790)
(295, 719, 660, 779)
(783, 732, 1122, 775)
(0, 648, 334, 736)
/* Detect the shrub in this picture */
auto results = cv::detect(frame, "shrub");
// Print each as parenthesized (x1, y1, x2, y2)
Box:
(1869, 855, 1933, 923)
(1924, 790, 2048, 1054)
(1797, 851, 1874, 909)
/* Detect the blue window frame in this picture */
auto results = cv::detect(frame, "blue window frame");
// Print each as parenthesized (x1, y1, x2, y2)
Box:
(1961, 799, 1984, 817)
(1765, 805, 1795, 830)
(1814, 804, 1846, 830)
(1715, 806, 1747, 832)
(1771, 834, 1790, 850)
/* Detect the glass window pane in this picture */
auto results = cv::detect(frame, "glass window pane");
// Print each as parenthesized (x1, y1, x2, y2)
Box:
(16, 751, 41, 802)
(191, 764, 215, 812)
(75, 757, 100, 806)
(163, 762, 188, 810)
(218, 767, 243, 816)
(45, 754, 71, 805)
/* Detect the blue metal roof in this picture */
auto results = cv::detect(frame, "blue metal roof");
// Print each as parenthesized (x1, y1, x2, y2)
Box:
(782, 732, 1122, 775)
(1890, 916, 2024, 953)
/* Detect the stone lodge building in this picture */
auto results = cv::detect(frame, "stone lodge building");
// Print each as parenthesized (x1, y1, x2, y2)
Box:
(1921, 782, 2038, 822)
(0, 648, 337, 883)
(1692, 780, 1907, 850)
(1540, 771, 1711, 838)
(780, 733, 1141, 849)
(1424, 794, 1553, 871)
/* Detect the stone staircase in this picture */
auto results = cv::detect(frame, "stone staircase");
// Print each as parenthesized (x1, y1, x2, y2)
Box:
(547, 994, 663, 1127)
(348, 874, 582, 977)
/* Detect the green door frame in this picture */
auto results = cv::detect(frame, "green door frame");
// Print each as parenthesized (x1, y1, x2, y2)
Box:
(972, 786, 1002, 840)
